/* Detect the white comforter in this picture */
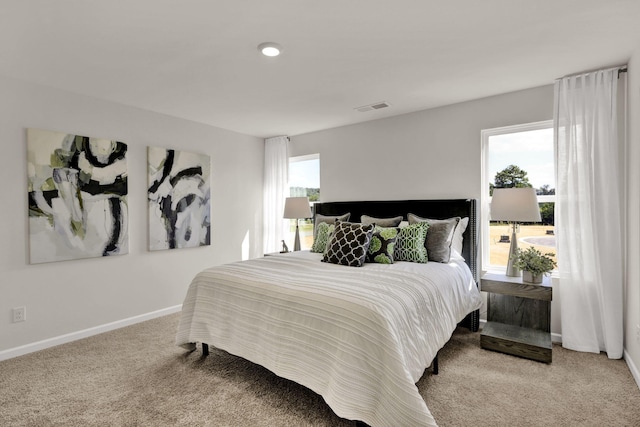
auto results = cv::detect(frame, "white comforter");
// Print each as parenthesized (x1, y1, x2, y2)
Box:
(175, 251, 482, 427)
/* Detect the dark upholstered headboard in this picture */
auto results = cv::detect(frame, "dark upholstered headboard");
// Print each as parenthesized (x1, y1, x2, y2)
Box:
(313, 199, 478, 280)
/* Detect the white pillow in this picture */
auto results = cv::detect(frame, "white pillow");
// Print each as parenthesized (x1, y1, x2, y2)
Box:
(450, 217, 469, 260)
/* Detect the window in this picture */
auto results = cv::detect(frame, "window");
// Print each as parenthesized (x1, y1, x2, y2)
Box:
(481, 121, 556, 272)
(286, 154, 320, 250)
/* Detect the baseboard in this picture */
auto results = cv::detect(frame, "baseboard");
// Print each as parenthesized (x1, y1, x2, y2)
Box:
(624, 348, 640, 391)
(0, 305, 182, 362)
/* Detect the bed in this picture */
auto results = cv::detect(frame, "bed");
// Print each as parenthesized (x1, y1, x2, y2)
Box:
(176, 199, 482, 427)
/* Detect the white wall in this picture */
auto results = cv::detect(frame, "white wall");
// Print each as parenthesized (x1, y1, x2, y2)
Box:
(291, 85, 554, 202)
(625, 48, 640, 384)
(290, 85, 559, 334)
(0, 76, 264, 355)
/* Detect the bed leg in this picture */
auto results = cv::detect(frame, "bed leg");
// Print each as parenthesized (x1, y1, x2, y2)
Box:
(433, 354, 439, 375)
(466, 309, 480, 332)
(202, 343, 209, 357)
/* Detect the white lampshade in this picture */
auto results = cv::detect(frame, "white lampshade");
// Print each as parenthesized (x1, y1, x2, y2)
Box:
(283, 197, 312, 219)
(490, 187, 541, 222)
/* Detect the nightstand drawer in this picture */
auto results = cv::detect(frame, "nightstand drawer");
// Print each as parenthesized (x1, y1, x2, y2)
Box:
(487, 293, 551, 331)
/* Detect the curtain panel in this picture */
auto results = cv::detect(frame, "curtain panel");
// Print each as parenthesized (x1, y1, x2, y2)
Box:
(263, 136, 289, 254)
(554, 67, 624, 359)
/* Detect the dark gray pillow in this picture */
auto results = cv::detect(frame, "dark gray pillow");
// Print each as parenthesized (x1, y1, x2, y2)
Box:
(408, 214, 461, 263)
(360, 215, 403, 227)
(322, 221, 374, 267)
(314, 213, 350, 238)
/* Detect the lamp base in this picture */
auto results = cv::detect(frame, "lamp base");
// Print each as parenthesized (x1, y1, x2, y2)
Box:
(293, 223, 301, 251)
(505, 226, 521, 277)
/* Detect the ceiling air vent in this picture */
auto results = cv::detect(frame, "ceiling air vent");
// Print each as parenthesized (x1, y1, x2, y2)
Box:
(355, 101, 391, 113)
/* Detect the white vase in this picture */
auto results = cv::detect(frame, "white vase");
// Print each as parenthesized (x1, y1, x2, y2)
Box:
(523, 270, 543, 284)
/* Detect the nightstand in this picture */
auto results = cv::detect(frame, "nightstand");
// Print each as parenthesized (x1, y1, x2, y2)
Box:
(480, 272, 553, 363)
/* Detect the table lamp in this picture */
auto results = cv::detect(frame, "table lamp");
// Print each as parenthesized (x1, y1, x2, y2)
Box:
(490, 187, 541, 277)
(283, 197, 312, 251)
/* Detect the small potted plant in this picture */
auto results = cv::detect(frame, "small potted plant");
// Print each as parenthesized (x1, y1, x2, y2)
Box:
(511, 247, 557, 284)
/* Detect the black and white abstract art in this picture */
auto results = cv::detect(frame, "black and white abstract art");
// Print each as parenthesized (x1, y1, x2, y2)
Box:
(147, 147, 211, 251)
(27, 129, 129, 264)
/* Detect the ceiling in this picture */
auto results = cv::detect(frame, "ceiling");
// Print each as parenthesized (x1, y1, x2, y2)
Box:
(2, 1, 640, 138)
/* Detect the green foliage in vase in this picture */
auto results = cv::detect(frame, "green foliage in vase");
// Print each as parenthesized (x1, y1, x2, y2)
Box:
(512, 247, 557, 276)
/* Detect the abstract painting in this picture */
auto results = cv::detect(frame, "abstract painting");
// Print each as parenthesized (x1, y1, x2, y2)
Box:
(147, 147, 210, 251)
(27, 129, 129, 264)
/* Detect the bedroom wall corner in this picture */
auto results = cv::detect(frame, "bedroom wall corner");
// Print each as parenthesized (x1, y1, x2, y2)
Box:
(0, 75, 264, 357)
(624, 47, 640, 389)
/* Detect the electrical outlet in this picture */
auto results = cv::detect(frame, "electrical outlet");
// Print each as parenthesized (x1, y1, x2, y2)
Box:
(12, 306, 26, 323)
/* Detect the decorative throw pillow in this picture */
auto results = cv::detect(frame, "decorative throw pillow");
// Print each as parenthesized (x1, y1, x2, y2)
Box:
(314, 213, 350, 238)
(322, 221, 375, 267)
(394, 221, 429, 263)
(311, 222, 335, 253)
(360, 215, 403, 227)
(408, 214, 461, 263)
(366, 226, 399, 264)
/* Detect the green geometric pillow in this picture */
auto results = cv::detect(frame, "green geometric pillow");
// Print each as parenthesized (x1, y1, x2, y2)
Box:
(311, 222, 335, 253)
(394, 221, 429, 263)
(366, 226, 399, 264)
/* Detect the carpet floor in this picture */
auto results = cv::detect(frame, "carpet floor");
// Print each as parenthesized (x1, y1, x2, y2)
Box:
(1, 313, 639, 426)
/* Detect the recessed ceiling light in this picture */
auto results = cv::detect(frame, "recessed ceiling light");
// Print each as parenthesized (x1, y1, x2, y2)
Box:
(258, 42, 282, 57)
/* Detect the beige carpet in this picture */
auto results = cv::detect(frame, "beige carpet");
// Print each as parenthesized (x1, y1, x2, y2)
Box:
(1, 314, 639, 427)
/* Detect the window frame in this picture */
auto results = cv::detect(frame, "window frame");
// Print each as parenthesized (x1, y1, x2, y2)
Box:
(290, 153, 320, 164)
(287, 153, 320, 251)
(288, 153, 320, 200)
(480, 119, 555, 272)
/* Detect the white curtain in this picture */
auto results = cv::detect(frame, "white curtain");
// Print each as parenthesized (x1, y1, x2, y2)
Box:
(554, 67, 624, 359)
(263, 136, 289, 254)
